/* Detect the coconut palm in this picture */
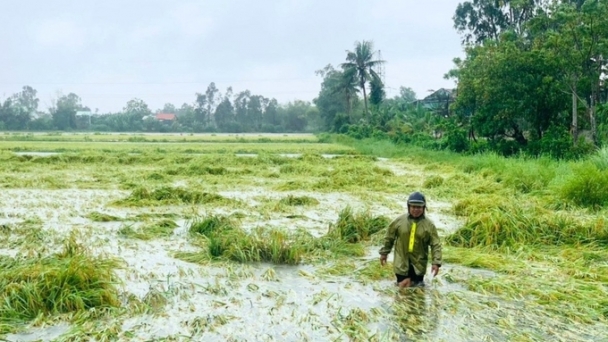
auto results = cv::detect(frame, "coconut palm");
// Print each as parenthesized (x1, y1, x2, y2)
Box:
(340, 40, 385, 122)
(332, 67, 360, 121)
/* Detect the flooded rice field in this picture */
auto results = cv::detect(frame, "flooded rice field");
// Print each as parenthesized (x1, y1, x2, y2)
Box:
(0, 139, 606, 341)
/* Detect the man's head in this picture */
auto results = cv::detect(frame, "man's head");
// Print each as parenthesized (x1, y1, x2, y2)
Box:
(407, 191, 426, 218)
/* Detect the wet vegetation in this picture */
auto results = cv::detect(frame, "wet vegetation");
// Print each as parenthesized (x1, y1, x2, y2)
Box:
(179, 208, 389, 265)
(0, 133, 607, 341)
(0, 235, 122, 333)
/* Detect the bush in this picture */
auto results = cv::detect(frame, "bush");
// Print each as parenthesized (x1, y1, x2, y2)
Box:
(445, 127, 470, 153)
(589, 146, 608, 171)
(558, 163, 608, 208)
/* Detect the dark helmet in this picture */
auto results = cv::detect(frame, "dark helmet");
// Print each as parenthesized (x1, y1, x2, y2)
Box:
(407, 191, 426, 207)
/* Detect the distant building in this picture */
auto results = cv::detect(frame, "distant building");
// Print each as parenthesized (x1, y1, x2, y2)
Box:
(75, 110, 93, 117)
(414, 88, 456, 117)
(75, 110, 93, 126)
(154, 112, 177, 123)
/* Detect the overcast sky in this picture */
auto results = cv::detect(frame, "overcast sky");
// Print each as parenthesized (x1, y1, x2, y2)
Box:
(1, 0, 465, 113)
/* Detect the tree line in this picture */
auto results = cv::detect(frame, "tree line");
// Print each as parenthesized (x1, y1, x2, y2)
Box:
(2, 0, 607, 158)
(0, 84, 323, 133)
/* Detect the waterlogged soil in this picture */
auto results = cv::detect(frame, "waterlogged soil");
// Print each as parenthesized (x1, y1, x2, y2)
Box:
(0, 157, 603, 341)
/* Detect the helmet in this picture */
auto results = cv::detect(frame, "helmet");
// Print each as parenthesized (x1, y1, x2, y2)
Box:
(407, 191, 426, 206)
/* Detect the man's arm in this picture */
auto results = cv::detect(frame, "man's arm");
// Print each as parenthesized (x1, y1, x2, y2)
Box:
(430, 223, 442, 267)
(379, 217, 399, 256)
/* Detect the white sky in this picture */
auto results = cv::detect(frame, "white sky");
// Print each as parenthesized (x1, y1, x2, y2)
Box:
(0, 0, 465, 113)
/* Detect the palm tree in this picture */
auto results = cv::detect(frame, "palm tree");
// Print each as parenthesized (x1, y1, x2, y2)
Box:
(332, 67, 359, 121)
(340, 40, 385, 122)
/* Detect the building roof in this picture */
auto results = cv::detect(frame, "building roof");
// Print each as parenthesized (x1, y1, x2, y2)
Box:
(155, 113, 177, 121)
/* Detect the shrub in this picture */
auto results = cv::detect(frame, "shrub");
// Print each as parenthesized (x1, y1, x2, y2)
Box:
(558, 163, 608, 208)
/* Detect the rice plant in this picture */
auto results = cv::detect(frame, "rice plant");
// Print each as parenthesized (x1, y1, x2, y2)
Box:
(0, 236, 122, 327)
(87, 211, 121, 222)
(326, 206, 390, 243)
(114, 186, 233, 206)
(557, 163, 608, 208)
(446, 202, 608, 248)
(118, 219, 178, 240)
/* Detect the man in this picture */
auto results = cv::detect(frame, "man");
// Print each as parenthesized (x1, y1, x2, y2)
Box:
(379, 191, 442, 288)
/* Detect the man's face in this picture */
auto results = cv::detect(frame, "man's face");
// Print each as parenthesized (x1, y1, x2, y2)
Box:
(409, 205, 424, 218)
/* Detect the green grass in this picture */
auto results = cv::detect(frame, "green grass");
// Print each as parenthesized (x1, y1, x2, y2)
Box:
(557, 162, 608, 208)
(446, 198, 608, 247)
(87, 211, 121, 222)
(118, 219, 178, 240)
(113, 186, 234, 207)
(0, 235, 122, 330)
(326, 206, 390, 243)
(178, 208, 390, 266)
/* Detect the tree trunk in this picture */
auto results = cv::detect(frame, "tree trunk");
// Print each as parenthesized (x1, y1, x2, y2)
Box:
(590, 93, 598, 147)
(362, 86, 369, 123)
(345, 93, 352, 123)
(572, 84, 578, 145)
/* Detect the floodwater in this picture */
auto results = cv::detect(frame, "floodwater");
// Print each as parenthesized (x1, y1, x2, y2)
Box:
(1, 158, 604, 341)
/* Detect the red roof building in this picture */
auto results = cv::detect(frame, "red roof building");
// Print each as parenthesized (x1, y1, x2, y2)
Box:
(155, 113, 177, 121)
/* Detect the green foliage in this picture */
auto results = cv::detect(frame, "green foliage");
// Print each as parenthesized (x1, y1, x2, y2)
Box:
(558, 163, 608, 208)
(189, 215, 237, 237)
(326, 206, 389, 243)
(119, 220, 178, 240)
(446, 199, 608, 247)
(589, 147, 608, 171)
(445, 125, 470, 153)
(116, 186, 231, 206)
(340, 40, 385, 120)
(423, 175, 444, 189)
(87, 211, 121, 222)
(0, 236, 121, 325)
(180, 207, 389, 265)
(186, 215, 305, 265)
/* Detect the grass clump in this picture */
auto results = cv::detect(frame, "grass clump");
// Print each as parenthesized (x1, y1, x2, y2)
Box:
(278, 195, 319, 206)
(589, 146, 608, 171)
(219, 227, 306, 265)
(87, 211, 121, 222)
(326, 206, 390, 243)
(183, 215, 305, 265)
(145, 172, 165, 180)
(446, 202, 608, 248)
(313, 164, 397, 191)
(0, 236, 121, 328)
(115, 186, 231, 206)
(423, 175, 444, 188)
(557, 163, 608, 208)
(118, 219, 178, 240)
(189, 215, 237, 237)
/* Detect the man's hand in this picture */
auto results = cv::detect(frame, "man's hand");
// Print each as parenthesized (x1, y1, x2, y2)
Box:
(380, 254, 387, 266)
(398, 278, 412, 288)
(431, 264, 440, 277)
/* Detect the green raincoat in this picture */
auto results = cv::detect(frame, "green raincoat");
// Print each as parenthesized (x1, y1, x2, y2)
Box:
(379, 213, 442, 276)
